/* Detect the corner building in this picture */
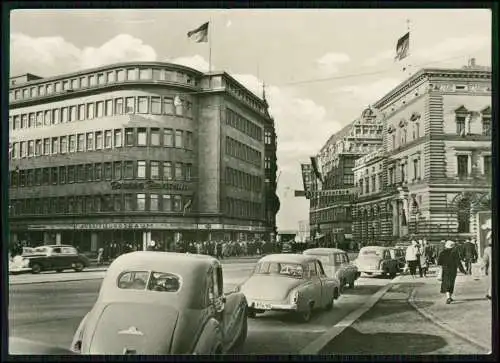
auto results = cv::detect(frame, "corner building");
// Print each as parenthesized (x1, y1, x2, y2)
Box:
(9, 62, 279, 252)
(310, 107, 383, 249)
(353, 64, 491, 252)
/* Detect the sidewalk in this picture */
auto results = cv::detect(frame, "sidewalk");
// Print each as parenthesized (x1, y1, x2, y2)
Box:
(87, 254, 260, 267)
(407, 267, 492, 351)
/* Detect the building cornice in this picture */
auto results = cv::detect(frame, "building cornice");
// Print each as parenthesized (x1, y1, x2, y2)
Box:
(373, 67, 491, 110)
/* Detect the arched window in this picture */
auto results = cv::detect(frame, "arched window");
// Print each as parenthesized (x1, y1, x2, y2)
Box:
(457, 198, 471, 233)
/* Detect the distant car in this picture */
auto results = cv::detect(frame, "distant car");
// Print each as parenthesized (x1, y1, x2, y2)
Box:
(22, 247, 35, 256)
(9, 337, 77, 355)
(70, 252, 248, 355)
(303, 248, 360, 291)
(23, 245, 90, 274)
(281, 242, 292, 253)
(237, 254, 341, 323)
(354, 246, 399, 278)
(389, 247, 406, 271)
(9, 255, 32, 274)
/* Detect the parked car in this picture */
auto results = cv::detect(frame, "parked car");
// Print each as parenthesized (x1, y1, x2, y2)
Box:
(303, 248, 360, 292)
(23, 245, 90, 274)
(70, 251, 248, 355)
(281, 242, 292, 253)
(22, 247, 35, 256)
(389, 247, 406, 271)
(354, 246, 399, 278)
(237, 254, 341, 323)
(10, 337, 77, 355)
(9, 255, 32, 274)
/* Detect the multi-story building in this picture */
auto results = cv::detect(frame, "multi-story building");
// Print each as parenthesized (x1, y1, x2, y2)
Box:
(308, 107, 383, 249)
(352, 60, 491, 252)
(8, 62, 279, 253)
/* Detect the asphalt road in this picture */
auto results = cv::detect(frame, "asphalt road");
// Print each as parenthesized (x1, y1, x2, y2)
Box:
(9, 261, 393, 354)
(320, 281, 489, 355)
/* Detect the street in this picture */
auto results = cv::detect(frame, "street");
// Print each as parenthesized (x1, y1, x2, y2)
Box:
(10, 260, 392, 354)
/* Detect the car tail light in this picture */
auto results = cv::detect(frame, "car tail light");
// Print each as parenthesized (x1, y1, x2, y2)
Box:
(71, 340, 82, 353)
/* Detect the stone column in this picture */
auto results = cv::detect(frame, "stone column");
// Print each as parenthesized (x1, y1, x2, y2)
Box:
(55, 233, 62, 245)
(392, 200, 399, 236)
(91, 232, 98, 251)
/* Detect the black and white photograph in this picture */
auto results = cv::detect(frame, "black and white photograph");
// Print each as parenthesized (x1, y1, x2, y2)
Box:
(6, 6, 494, 356)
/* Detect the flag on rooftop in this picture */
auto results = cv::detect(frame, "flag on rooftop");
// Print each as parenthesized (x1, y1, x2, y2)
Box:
(394, 32, 410, 61)
(187, 22, 209, 43)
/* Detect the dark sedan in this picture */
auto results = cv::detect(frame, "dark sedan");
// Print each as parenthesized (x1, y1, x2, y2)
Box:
(24, 245, 90, 274)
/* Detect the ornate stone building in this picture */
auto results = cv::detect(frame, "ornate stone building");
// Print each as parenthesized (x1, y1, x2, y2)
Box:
(352, 62, 491, 249)
(309, 107, 383, 249)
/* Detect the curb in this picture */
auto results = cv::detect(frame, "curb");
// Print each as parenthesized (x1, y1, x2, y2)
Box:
(408, 287, 491, 353)
(9, 275, 106, 286)
(300, 274, 405, 354)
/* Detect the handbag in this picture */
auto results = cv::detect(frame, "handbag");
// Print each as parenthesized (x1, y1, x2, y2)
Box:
(436, 267, 442, 281)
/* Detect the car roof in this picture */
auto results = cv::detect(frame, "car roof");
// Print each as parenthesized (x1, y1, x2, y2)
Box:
(98, 252, 219, 305)
(360, 246, 389, 250)
(258, 253, 318, 264)
(42, 245, 75, 248)
(303, 248, 347, 255)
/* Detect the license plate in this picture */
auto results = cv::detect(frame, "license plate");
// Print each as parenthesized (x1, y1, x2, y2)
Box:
(254, 302, 271, 310)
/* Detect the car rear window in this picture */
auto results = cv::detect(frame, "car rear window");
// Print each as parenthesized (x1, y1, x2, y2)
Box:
(360, 249, 382, 256)
(117, 271, 181, 292)
(254, 262, 304, 279)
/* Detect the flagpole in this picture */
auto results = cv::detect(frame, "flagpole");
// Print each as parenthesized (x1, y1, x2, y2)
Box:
(406, 19, 412, 76)
(209, 18, 213, 72)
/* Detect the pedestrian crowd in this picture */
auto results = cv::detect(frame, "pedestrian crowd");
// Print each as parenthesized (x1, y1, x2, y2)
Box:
(404, 237, 492, 305)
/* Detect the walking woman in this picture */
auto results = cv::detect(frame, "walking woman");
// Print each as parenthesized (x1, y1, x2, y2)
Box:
(405, 240, 420, 278)
(438, 240, 467, 304)
(482, 241, 492, 300)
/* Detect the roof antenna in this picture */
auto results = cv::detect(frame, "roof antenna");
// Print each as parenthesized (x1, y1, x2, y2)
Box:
(262, 81, 267, 101)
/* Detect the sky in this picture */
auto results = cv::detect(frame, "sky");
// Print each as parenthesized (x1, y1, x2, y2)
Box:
(10, 9, 492, 231)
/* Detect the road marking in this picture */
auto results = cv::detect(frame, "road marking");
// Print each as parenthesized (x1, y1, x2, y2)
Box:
(300, 274, 404, 354)
(249, 323, 327, 334)
(408, 288, 491, 353)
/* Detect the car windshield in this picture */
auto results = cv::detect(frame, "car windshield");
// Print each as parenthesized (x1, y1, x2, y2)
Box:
(254, 262, 304, 279)
(117, 271, 181, 292)
(360, 249, 383, 257)
(306, 254, 330, 266)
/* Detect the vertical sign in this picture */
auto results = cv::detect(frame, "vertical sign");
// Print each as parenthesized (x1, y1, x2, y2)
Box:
(301, 163, 313, 197)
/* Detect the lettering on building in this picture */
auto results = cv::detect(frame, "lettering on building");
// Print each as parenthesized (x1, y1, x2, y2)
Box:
(110, 180, 190, 191)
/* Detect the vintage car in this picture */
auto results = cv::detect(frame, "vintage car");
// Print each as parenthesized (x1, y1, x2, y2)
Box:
(389, 247, 406, 271)
(354, 246, 399, 278)
(9, 255, 32, 274)
(23, 245, 90, 274)
(70, 251, 248, 355)
(237, 254, 341, 323)
(303, 248, 360, 291)
(10, 337, 76, 355)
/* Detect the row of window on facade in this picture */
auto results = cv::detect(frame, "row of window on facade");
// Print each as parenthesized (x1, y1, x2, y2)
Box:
(384, 154, 491, 186)
(225, 167, 263, 193)
(10, 160, 193, 188)
(10, 127, 193, 160)
(10, 68, 198, 102)
(9, 193, 190, 216)
(10, 95, 193, 132)
(225, 137, 262, 168)
(309, 206, 352, 225)
(225, 197, 263, 220)
(309, 194, 355, 211)
(226, 109, 264, 142)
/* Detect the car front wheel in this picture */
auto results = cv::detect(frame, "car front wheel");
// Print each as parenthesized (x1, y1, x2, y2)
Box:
(73, 262, 84, 272)
(31, 263, 42, 274)
(297, 303, 313, 323)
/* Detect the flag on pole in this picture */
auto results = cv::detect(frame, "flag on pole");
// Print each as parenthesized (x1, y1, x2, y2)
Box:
(183, 194, 194, 216)
(187, 22, 209, 43)
(394, 32, 410, 61)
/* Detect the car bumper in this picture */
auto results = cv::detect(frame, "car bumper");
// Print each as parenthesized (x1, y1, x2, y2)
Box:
(9, 267, 32, 275)
(358, 268, 384, 274)
(247, 300, 298, 312)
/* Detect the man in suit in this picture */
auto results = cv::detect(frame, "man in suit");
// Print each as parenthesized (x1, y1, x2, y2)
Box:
(462, 238, 478, 275)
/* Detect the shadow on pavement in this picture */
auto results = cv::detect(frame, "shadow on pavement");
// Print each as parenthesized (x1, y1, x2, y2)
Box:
(320, 327, 447, 354)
